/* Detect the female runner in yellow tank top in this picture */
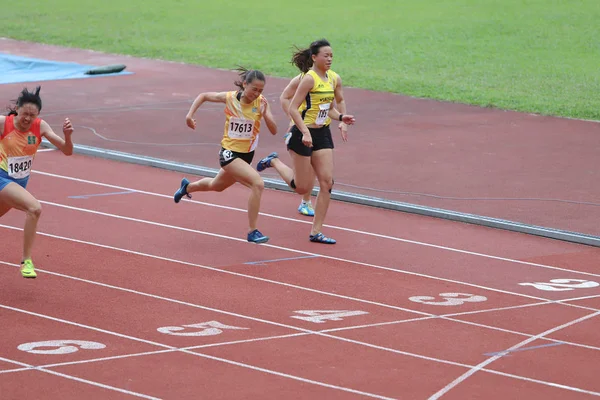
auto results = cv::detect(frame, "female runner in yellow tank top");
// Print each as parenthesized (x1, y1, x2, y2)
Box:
(173, 68, 277, 243)
(257, 39, 355, 244)
(279, 49, 350, 218)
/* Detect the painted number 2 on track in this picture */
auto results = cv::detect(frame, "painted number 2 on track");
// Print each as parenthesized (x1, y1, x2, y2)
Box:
(519, 279, 599, 292)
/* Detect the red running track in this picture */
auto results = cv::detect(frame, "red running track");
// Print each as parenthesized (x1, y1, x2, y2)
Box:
(2, 38, 600, 237)
(1, 150, 600, 399)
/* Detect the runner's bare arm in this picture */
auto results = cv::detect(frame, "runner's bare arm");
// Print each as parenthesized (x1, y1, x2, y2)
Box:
(261, 97, 278, 135)
(334, 75, 347, 115)
(280, 75, 301, 116)
(327, 107, 355, 125)
(280, 75, 301, 132)
(289, 75, 315, 136)
(40, 119, 74, 155)
(334, 75, 349, 142)
(186, 92, 227, 130)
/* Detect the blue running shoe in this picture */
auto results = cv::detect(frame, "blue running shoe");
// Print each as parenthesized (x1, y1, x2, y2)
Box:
(284, 131, 292, 145)
(247, 229, 269, 243)
(256, 152, 279, 172)
(309, 232, 336, 244)
(174, 178, 191, 203)
(298, 202, 315, 216)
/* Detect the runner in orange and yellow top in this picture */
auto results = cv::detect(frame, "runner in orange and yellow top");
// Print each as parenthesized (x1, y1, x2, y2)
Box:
(0, 86, 74, 278)
(173, 68, 277, 243)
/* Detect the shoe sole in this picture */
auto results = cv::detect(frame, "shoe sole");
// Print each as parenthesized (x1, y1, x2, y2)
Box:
(309, 236, 336, 244)
(174, 191, 184, 203)
(249, 237, 269, 244)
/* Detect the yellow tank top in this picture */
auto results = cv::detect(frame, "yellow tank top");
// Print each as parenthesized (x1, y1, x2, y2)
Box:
(299, 69, 338, 126)
(221, 91, 263, 153)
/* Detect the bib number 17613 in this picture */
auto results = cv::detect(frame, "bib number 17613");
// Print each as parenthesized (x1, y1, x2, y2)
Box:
(228, 117, 254, 139)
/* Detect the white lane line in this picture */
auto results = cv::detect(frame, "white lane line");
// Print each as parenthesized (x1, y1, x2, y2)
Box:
(2, 223, 598, 330)
(428, 311, 600, 399)
(0, 356, 160, 399)
(25, 201, 597, 306)
(5, 299, 600, 379)
(0, 304, 395, 400)
(32, 170, 600, 278)
(0, 225, 431, 318)
(559, 294, 600, 303)
(3, 277, 598, 398)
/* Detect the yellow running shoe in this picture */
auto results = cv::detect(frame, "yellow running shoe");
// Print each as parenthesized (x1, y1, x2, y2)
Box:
(20, 259, 37, 279)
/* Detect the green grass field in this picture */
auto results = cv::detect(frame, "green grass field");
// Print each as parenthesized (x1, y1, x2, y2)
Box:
(1, 0, 599, 120)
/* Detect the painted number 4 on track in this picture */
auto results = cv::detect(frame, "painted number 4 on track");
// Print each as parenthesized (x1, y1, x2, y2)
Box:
(291, 310, 369, 323)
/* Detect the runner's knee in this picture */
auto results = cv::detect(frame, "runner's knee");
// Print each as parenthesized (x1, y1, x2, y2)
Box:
(252, 179, 264, 192)
(26, 201, 42, 219)
(318, 177, 334, 194)
(290, 179, 311, 195)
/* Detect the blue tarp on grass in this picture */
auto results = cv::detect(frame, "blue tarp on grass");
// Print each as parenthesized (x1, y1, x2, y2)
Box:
(0, 53, 132, 84)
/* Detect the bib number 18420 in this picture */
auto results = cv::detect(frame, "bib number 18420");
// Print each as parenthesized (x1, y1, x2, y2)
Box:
(8, 156, 33, 179)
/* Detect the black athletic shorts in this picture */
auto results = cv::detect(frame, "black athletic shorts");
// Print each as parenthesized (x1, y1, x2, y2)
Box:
(219, 147, 255, 167)
(286, 125, 334, 157)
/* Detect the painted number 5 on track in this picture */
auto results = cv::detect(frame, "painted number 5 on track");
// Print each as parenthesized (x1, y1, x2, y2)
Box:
(17, 340, 106, 355)
(157, 321, 248, 337)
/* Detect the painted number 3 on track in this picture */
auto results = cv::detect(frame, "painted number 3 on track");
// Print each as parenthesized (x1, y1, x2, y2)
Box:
(408, 293, 487, 306)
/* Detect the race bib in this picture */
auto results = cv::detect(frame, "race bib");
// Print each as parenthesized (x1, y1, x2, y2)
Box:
(315, 103, 331, 125)
(8, 155, 33, 179)
(227, 117, 254, 139)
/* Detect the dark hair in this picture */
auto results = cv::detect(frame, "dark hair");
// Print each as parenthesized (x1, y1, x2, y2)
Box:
(291, 39, 331, 73)
(6, 86, 42, 116)
(233, 67, 266, 90)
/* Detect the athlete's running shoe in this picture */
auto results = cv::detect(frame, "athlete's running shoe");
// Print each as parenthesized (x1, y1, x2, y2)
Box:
(309, 233, 336, 244)
(174, 178, 191, 203)
(247, 229, 269, 244)
(256, 152, 279, 172)
(20, 259, 37, 279)
(298, 202, 315, 216)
